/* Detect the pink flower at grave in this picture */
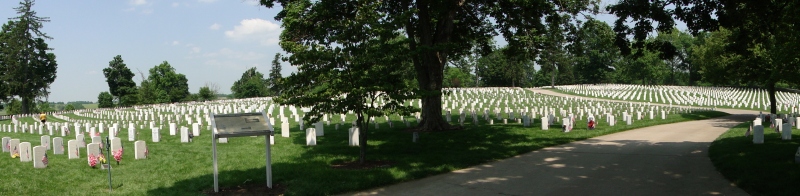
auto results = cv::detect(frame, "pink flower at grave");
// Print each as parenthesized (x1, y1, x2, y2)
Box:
(88, 154, 97, 168)
(113, 149, 123, 163)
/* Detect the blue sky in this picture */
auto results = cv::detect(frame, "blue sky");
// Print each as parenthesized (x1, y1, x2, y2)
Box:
(0, 0, 680, 103)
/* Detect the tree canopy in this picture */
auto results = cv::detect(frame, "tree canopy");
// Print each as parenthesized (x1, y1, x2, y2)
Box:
(97, 91, 114, 108)
(102, 55, 137, 106)
(609, 0, 800, 114)
(268, 53, 283, 96)
(260, 0, 599, 131)
(231, 67, 269, 99)
(138, 61, 190, 104)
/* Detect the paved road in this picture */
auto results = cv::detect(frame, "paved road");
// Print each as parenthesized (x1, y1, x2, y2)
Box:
(344, 89, 754, 196)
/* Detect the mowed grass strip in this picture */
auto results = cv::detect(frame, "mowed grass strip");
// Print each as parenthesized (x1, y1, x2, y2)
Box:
(0, 110, 727, 195)
(709, 122, 800, 196)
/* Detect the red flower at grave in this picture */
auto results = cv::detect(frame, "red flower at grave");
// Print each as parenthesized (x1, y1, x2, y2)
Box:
(88, 154, 97, 168)
(42, 153, 48, 166)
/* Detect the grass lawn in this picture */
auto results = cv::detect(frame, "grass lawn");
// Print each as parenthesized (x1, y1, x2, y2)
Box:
(0, 110, 727, 195)
(709, 122, 800, 196)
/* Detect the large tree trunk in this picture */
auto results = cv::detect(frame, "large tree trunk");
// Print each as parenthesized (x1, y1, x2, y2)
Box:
(21, 96, 31, 114)
(416, 60, 452, 131)
(767, 82, 777, 114)
(357, 113, 367, 164)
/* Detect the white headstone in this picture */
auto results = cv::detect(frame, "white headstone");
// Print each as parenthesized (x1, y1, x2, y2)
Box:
(541, 117, 549, 130)
(152, 127, 160, 142)
(19, 142, 32, 162)
(2, 137, 10, 152)
(134, 140, 147, 160)
(349, 127, 360, 146)
(753, 125, 764, 144)
(40, 135, 51, 150)
(8, 139, 20, 157)
(169, 123, 177, 136)
(91, 136, 102, 144)
(67, 140, 79, 159)
(86, 143, 101, 165)
(315, 122, 324, 136)
(192, 123, 200, 136)
(76, 134, 86, 148)
(782, 123, 792, 140)
(33, 146, 47, 168)
(281, 122, 290, 138)
(128, 127, 136, 141)
(53, 137, 63, 154)
(306, 128, 316, 146)
(180, 127, 189, 143)
(110, 137, 122, 153)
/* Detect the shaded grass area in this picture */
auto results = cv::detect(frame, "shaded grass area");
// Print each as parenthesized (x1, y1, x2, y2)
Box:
(0, 111, 727, 195)
(709, 122, 800, 196)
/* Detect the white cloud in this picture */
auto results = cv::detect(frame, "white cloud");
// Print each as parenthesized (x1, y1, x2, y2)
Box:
(224, 18, 282, 45)
(191, 47, 202, 54)
(198, 0, 218, 3)
(209, 23, 221, 30)
(172, 41, 180, 45)
(172, 2, 180, 7)
(141, 9, 154, 14)
(130, 0, 148, 6)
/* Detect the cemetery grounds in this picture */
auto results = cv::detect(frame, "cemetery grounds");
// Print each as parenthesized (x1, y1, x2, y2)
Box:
(0, 88, 727, 195)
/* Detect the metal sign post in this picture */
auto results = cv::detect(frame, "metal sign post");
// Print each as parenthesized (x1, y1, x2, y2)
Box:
(210, 111, 273, 193)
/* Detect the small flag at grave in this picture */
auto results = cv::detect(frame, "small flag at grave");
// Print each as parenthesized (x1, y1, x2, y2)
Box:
(144, 147, 149, 158)
(42, 153, 48, 166)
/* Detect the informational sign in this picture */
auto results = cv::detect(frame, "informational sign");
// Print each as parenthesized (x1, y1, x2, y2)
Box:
(210, 111, 273, 193)
(213, 113, 273, 137)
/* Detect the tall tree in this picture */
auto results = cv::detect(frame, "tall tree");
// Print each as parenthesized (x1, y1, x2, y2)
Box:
(231, 67, 269, 99)
(139, 61, 190, 103)
(609, 0, 800, 114)
(277, 26, 417, 164)
(260, 0, 598, 131)
(102, 55, 137, 107)
(0, 0, 58, 114)
(97, 91, 114, 108)
(268, 53, 283, 96)
(570, 19, 618, 84)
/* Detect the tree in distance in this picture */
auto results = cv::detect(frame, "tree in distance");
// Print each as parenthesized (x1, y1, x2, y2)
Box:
(63, 104, 75, 111)
(97, 92, 114, 108)
(198, 86, 215, 101)
(102, 55, 137, 107)
(231, 67, 270, 99)
(268, 53, 283, 96)
(138, 61, 190, 104)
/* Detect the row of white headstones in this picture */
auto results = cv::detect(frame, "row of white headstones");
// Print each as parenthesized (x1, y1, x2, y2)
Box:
(556, 84, 800, 112)
(1, 134, 147, 168)
(2, 87, 713, 162)
(751, 113, 797, 143)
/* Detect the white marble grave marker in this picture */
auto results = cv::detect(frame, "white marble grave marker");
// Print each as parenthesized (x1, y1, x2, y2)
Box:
(180, 127, 189, 143)
(76, 134, 86, 148)
(67, 140, 79, 159)
(128, 126, 136, 141)
(33, 146, 47, 168)
(782, 123, 792, 140)
(152, 128, 160, 142)
(91, 136, 102, 144)
(349, 127, 359, 146)
(53, 137, 63, 154)
(306, 128, 316, 146)
(192, 123, 200, 136)
(315, 122, 324, 136)
(169, 123, 177, 136)
(19, 142, 32, 162)
(110, 137, 122, 153)
(753, 125, 764, 144)
(135, 141, 147, 159)
(86, 143, 101, 165)
(541, 117, 549, 130)
(2, 137, 9, 152)
(281, 122, 290, 138)
(40, 135, 50, 150)
(33, 146, 50, 168)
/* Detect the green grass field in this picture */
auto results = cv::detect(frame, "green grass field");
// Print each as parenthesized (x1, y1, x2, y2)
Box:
(0, 109, 728, 195)
(709, 122, 800, 196)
